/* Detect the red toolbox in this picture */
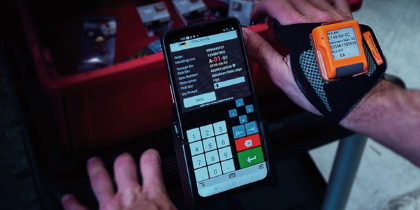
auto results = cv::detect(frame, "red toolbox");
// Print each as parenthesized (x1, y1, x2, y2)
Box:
(17, 0, 362, 151)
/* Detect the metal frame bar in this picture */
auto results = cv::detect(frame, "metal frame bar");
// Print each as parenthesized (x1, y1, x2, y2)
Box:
(322, 134, 367, 210)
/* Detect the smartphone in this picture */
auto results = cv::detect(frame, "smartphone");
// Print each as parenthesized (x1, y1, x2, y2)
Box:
(162, 18, 270, 206)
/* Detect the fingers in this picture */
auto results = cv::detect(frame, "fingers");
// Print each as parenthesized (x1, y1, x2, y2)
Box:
(114, 153, 140, 191)
(87, 157, 115, 204)
(330, 0, 352, 14)
(251, 0, 303, 25)
(308, 0, 337, 12)
(252, 0, 352, 24)
(139, 149, 167, 194)
(242, 28, 290, 87)
(291, 0, 324, 17)
(242, 28, 279, 64)
(61, 194, 88, 210)
(293, 0, 340, 22)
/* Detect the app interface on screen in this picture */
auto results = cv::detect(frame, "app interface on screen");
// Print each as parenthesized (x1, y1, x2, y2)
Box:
(169, 30, 251, 113)
(169, 29, 267, 197)
(327, 27, 360, 60)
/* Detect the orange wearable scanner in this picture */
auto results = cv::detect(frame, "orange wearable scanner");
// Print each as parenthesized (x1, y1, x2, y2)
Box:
(311, 20, 368, 81)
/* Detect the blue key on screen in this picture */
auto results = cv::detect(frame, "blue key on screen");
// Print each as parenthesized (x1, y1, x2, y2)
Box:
(235, 98, 244, 107)
(245, 104, 254, 113)
(245, 121, 259, 135)
(232, 125, 246, 139)
(229, 109, 237, 118)
(239, 115, 248, 124)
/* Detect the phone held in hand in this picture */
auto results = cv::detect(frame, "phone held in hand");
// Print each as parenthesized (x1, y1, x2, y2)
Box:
(162, 18, 271, 207)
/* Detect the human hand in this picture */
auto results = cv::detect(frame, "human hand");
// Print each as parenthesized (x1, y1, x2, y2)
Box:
(61, 149, 176, 210)
(243, 0, 354, 115)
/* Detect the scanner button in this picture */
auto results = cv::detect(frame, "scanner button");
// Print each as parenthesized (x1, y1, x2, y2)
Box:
(232, 125, 246, 139)
(186, 128, 201, 143)
(200, 124, 214, 139)
(228, 109, 237, 118)
(194, 167, 209, 182)
(190, 141, 204, 156)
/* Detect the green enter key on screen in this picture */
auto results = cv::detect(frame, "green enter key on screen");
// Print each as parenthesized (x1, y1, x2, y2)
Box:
(237, 146, 265, 168)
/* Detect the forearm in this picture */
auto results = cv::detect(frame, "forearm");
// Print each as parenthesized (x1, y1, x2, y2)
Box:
(341, 80, 420, 166)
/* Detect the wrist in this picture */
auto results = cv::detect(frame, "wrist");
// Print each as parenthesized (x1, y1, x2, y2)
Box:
(339, 80, 401, 137)
(340, 79, 420, 166)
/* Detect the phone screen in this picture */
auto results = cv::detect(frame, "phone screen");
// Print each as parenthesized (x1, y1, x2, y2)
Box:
(169, 30, 251, 113)
(164, 19, 268, 198)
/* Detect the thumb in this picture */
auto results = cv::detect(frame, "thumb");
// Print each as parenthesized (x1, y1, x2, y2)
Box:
(242, 27, 293, 91)
(242, 27, 283, 68)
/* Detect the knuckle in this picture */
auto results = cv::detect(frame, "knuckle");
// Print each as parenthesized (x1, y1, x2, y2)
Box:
(120, 186, 142, 196)
(118, 187, 143, 205)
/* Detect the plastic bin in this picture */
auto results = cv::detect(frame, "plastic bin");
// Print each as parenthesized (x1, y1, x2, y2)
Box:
(17, 0, 362, 151)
